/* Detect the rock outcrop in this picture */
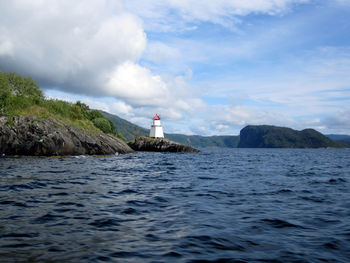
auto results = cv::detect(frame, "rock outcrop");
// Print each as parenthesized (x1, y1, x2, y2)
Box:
(0, 116, 133, 156)
(128, 136, 200, 153)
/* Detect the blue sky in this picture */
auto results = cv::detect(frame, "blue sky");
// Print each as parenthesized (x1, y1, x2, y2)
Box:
(1, 0, 350, 135)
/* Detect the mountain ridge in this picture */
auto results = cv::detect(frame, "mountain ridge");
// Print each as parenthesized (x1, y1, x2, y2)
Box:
(326, 134, 350, 146)
(103, 112, 347, 148)
(102, 111, 240, 148)
(238, 125, 344, 148)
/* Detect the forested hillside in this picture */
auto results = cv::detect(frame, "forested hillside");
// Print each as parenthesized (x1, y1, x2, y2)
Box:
(238, 125, 344, 148)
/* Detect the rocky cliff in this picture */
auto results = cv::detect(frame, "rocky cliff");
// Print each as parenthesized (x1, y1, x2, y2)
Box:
(0, 116, 133, 156)
(128, 136, 200, 153)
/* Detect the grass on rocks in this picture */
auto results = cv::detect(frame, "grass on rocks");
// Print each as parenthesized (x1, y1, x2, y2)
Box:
(0, 71, 124, 139)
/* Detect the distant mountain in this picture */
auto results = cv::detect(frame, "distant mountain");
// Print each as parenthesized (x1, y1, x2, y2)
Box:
(238, 125, 344, 148)
(166, 134, 239, 148)
(326, 134, 350, 146)
(101, 111, 149, 141)
(102, 111, 239, 148)
(103, 112, 347, 149)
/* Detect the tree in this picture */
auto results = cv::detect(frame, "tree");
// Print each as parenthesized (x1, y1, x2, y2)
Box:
(92, 118, 115, 134)
(88, 109, 104, 120)
(75, 101, 90, 119)
(0, 72, 44, 102)
(0, 73, 11, 115)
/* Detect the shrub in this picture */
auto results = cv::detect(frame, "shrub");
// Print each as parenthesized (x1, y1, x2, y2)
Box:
(0, 73, 10, 99)
(117, 132, 126, 141)
(71, 104, 84, 120)
(41, 99, 73, 118)
(92, 118, 115, 134)
(88, 109, 104, 120)
(4, 72, 43, 100)
(1, 71, 119, 136)
(75, 101, 90, 119)
(108, 119, 116, 135)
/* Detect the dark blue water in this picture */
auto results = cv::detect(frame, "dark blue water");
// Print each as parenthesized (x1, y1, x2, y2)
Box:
(0, 148, 350, 263)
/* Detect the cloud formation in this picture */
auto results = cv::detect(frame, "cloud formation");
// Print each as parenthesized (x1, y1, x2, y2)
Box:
(124, 0, 311, 31)
(106, 61, 169, 105)
(2, 0, 350, 135)
(0, 0, 205, 121)
(322, 109, 350, 134)
(0, 0, 145, 94)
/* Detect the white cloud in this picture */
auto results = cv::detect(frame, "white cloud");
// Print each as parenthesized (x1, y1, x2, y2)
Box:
(300, 46, 350, 77)
(322, 109, 350, 133)
(105, 61, 169, 105)
(80, 98, 111, 113)
(104, 61, 205, 118)
(124, 0, 311, 31)
(212, 104, 296, 128)
(145, 41, 182, 64)
(0, 0, 206, 123)
(0, 40, 13, 56)
(0, 0, 146, 94)
(3, 0, 350, 136)
(336, 0, 350, 6)
(216, 124, 230, 130)
(110, 101, 134, 117)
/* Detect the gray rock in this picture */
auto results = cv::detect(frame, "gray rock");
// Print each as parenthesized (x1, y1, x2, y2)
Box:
(0, 116, 133, 156)
(128, 136, 199, 153)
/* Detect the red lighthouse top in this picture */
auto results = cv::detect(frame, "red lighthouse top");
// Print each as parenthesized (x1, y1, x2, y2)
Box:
(153, 114, 160, 120)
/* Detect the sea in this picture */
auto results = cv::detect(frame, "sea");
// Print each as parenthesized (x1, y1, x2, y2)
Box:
(0, 148, 349, 263)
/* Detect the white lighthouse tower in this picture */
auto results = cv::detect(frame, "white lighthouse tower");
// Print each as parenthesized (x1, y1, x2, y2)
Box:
(150, 114, 164, 138)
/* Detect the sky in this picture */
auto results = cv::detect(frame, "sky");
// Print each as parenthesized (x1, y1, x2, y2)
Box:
(1, 0, 350, 135)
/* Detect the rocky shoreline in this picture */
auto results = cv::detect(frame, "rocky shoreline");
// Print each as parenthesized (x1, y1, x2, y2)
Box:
(0, 116, 133, 156)
(128, 136, 200, 153)
(0, 117, 198, 156)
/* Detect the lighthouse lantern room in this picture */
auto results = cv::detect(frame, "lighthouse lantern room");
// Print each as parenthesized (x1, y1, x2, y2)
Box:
(150, 114, 164, 138)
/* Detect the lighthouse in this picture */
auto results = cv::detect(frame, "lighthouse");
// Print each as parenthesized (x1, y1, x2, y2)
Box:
(150, 114, 164, 138)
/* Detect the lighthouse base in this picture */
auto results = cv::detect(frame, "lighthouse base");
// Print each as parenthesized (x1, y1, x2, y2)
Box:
(128, 136, 199, 152)
(150, 125, 164, 138)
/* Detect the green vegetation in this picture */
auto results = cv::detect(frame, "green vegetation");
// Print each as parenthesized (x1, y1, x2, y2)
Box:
(116, 132, 127, 141)
(166, 134, 240, 148)
(3, 73, 346, 148)
(101, 111, 148, 141)
(1, 72, 44, 115)
(326, 134, 350, 147)
(0, 72, 116, 135)
(238, 125, 345, 148)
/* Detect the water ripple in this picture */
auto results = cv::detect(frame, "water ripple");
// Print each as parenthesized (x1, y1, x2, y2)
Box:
(0, 149, 349, 262)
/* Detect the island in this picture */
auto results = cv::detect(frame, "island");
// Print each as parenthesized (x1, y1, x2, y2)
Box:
(238, 125, 343, 148)
(128, 136, 200, 153)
